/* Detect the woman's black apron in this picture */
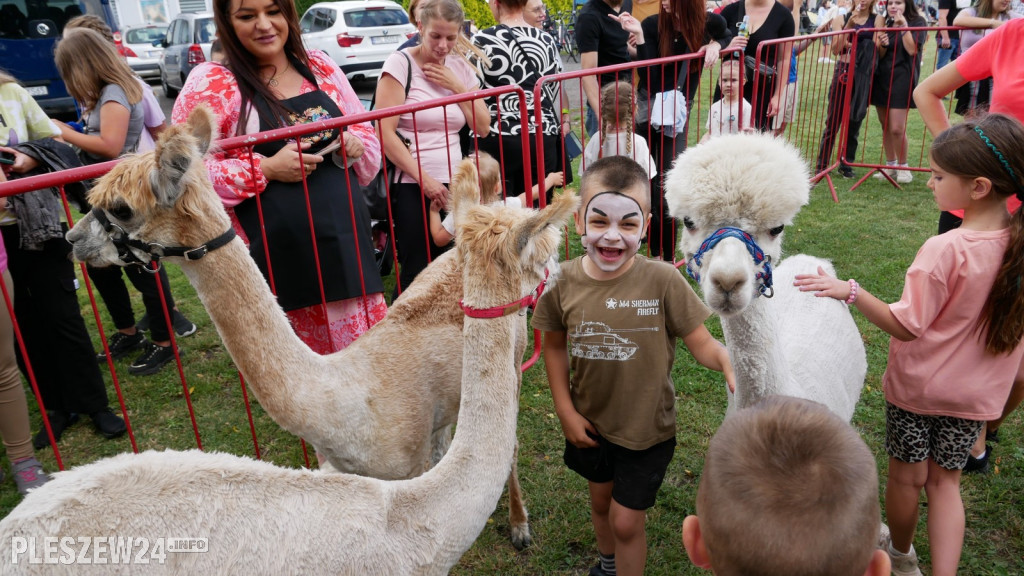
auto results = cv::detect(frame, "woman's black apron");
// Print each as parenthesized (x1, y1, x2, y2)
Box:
(234, 64, 383, 311)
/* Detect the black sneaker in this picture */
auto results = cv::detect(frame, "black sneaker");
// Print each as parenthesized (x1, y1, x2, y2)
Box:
(987, 428, 1000, 443)
(32, 411, 80, 449)
(171, 310, 197, 338)
(128, 342, 178, 375)
(89, 410, 127, 439)
(838, 165, 856, 179)
(137, 311, 197, 338)
(963, 444, 992, 474)
(96, 331, 146, 363)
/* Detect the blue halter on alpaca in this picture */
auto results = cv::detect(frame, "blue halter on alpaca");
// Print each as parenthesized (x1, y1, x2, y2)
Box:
(686, 227, 775, 298)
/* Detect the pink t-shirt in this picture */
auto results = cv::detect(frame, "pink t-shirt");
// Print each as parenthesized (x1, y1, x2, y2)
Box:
(955, 18, 1024, 123)
(885, 227, 1024, 420)
(381, 49, 480, 184)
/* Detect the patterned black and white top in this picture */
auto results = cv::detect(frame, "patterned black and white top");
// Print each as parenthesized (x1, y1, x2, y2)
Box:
(472, 24, 562, 137)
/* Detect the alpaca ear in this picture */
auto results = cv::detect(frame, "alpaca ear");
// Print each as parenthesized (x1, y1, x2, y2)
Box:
(151, 123, 201, 208)
(450, 158, 481, 223)
(515, 189, 578, 252)
(185, 105, 218, 156)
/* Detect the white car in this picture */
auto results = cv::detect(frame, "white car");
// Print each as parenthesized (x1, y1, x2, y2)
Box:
(121, 25, 168, 81)
(299, 0, 416, 82)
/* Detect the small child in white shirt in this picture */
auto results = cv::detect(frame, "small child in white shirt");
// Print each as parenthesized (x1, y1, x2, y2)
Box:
(580, 81, 658, 180)
(429, 151, 563, 247)
(701, 60, 753, 142)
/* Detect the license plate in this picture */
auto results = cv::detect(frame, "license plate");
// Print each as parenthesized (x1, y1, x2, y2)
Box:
(25, 86, 48, 96)
(371, 35, 399, 45)
(147, 50, 161, 57)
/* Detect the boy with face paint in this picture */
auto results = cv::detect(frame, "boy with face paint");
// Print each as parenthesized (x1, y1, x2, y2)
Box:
(532, 156, 735, 576)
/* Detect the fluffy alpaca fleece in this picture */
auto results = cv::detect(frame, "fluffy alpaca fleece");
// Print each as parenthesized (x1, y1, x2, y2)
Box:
(3, 145, 579, 574)
(63, 107, 537, 547)
(664, 133, 867, 420)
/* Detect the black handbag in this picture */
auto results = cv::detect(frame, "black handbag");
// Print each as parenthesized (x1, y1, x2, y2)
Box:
(364, 51, 412, 221)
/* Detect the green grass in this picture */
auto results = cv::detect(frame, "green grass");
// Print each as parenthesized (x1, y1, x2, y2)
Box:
(2, 40, 1022, 575)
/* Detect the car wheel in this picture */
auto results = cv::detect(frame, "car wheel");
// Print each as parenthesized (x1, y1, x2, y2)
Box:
(161, 72, 179, 98)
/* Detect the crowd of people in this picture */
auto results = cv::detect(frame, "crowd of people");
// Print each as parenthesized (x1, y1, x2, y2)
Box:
(0, 0, 1023, 573)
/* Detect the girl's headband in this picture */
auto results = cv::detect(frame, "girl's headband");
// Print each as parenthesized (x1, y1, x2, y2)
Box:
(974, 126, 1024, 201)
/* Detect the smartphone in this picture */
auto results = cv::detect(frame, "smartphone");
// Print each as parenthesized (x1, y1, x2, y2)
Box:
(0, 151, 15, 166)
(318, 140, 342, 156)
(885, 16, 895, 26)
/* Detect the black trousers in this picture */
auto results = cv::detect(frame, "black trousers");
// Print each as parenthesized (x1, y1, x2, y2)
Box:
(637, 122, 684, 261)
(816, 61, 866, 172)
(391, 182, 452, 297)
(0, 225, 109, 414)
(87, 264, 177, 342)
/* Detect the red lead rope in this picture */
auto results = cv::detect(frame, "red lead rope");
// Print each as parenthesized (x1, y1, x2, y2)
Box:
(460, 269, 550, 319)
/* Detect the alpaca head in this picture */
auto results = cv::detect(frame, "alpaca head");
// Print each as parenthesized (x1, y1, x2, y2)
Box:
(664, 134, 809, 316)
(66, 106, 229, 267)
(449, 158, 578, 310)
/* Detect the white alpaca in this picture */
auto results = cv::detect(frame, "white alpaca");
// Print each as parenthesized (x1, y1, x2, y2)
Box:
(663, 133, 866, 420)
(0, 129, 579, 575)
(62, 108, 536, 546)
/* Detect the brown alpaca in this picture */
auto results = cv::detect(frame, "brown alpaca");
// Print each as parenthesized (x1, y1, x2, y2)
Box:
(64, 107, 556, 548)
(5, 121, 578, 574)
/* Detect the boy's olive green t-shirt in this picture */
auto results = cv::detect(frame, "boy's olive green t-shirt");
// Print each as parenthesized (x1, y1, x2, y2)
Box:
(532, 255, 711, 450)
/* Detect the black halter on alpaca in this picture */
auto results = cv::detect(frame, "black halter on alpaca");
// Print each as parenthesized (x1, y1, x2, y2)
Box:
(90, 207, 236, 271)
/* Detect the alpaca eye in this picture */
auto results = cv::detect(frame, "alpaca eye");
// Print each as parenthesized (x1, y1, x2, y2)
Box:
(683, 217, 696, 231)
(108, 205, 133, 221)
(768, 225, 784, 237)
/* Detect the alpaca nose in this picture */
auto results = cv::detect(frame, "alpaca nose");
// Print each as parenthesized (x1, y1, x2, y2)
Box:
(712, 271, 746, 295)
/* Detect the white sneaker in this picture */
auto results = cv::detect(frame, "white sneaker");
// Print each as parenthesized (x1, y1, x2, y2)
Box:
(896, 169, 913, 184)
(879, 526, 923, 576)
(873, 168, 896, 181)
(818, 57, 835, 64)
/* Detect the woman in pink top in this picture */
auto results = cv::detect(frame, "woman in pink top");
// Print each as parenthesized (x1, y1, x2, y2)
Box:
(375, 0, 491, 295)
(795, 114, 1024, 576)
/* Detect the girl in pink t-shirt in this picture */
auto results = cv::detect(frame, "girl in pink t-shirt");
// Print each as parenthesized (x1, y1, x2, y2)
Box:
(795, 114, 1024, 576)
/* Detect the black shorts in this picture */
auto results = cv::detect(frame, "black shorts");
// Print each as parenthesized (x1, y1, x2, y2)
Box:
(563, 434, 676, 510)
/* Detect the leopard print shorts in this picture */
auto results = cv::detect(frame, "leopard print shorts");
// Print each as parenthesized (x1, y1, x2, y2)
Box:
(885, 402, 984, 470)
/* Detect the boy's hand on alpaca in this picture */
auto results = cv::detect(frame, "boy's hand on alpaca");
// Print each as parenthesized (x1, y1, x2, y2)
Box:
(560, 410, 600, 448)
(793, 266, 848, 300)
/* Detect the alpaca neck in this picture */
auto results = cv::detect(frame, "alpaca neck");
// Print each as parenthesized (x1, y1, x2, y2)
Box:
(721, 298, 792, 409)
(178, 238, 326, 429)
(403, 309, 520, 558)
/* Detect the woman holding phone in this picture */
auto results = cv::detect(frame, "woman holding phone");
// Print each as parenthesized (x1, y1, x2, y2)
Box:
(173, 0, 386, 355)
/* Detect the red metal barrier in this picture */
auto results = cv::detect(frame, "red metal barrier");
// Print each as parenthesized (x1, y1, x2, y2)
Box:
(0, 84, 531, 471)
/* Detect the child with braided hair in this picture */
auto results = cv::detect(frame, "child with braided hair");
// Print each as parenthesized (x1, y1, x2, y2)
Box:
(794, 113, 1024, 576)
(580, 81, 657, 181)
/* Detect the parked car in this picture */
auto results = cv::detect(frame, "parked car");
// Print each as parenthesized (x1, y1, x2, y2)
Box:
(299, 0, 415, 82)
(122, 25, 167, 80)
(159, 11, 215, 97)
(0, 0, 118, 117)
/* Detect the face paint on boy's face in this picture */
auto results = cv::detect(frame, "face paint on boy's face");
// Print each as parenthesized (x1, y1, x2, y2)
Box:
(580, 191, 646, 272)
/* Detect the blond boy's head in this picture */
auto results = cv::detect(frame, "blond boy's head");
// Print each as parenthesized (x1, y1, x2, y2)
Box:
(466, 151, 502, 204)
(683, 397, 889, 576)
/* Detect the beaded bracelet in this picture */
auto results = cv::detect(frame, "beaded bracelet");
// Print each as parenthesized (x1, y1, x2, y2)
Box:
(846, 279, 859, 305)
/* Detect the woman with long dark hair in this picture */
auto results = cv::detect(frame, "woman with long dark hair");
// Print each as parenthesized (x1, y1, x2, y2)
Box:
(172, 0, 386, 356)
(617, 0, 731, 261)
(870, 0, 926, 184)
(719, 0, 795, 133)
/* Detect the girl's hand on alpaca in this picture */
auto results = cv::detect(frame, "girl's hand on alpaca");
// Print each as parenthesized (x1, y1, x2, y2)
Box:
(559, 410, 599, 448)
(793, 266, 848, 301)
